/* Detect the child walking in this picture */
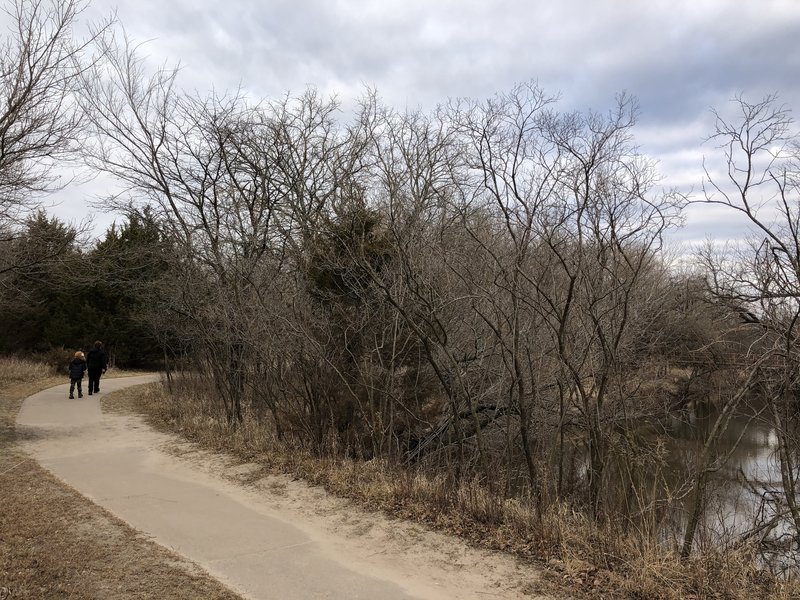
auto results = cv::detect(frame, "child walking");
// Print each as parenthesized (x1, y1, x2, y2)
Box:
(68, 351, 87, 399)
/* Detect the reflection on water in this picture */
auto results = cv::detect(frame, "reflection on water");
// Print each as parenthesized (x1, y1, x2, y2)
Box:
(661, 403, 798, 568)
(559, 402, 798, 568)
(668, 404, 781, 484)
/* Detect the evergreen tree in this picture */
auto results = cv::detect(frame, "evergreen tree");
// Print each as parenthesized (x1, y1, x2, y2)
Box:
(86, 208, 172, 367)
(0, 211, 83, 352)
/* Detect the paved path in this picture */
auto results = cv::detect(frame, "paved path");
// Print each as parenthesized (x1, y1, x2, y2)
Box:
(16, 376, 428, 599)
(17, 377, 552, 600)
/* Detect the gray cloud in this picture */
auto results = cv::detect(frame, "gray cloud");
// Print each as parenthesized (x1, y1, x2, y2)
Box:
(95, 1, 800, 115)
(34, 0, 800, 242)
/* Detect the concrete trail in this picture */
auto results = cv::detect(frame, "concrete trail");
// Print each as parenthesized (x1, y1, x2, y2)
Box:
(15, 376, 548, 600)
(16, 375, 422, 599)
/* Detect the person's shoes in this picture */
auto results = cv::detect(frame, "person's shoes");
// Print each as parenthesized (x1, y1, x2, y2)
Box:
(88, 391, 92, 395)
(78, 393, 83, 398)
(69, 394, 74, 399)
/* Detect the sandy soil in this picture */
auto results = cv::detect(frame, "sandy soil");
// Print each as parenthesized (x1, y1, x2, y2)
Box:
(158, 436, 556, 599)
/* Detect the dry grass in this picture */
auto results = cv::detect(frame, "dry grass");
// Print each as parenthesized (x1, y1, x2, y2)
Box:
(541, 507, 799, 600)
(0, 356, 59, 386)
(105, 377, 800, 600)
(0, 357, 244, 600)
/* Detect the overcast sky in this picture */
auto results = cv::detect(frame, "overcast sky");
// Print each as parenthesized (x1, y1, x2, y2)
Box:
(42, 0, 800, 250)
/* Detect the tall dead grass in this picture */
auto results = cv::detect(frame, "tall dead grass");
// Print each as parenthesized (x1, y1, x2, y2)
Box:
(0, 356, 58, 385)
(118, 376, 799, 600)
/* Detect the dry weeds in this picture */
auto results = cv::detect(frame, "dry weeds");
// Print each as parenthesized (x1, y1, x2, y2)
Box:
(103, 378, 800, 600)
(0, 358, 244, 600)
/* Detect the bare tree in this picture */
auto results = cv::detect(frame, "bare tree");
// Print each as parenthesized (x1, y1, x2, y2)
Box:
(79, 34, 374, 425)
(691, 94, 800, 561)
(0, 0, 107, 226)
(0, 0, 113, 325)
(453, 89, 682, 519)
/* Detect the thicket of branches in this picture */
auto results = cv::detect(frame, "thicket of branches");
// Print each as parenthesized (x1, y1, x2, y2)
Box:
(76, 33, 776, 555)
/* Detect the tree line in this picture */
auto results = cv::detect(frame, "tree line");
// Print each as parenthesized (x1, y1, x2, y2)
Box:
(0, 207, 168, 365)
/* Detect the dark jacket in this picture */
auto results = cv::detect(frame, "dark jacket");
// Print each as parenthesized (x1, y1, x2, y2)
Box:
(86, 348, 107, 371)
(68, 358, 87, 379)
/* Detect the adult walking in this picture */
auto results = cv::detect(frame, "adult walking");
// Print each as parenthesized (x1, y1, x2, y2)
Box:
(86, 340, 108, 395)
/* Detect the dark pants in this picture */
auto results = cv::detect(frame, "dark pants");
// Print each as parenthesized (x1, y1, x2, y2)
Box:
(69, 377, 83, 397)
(88, 368, 103, 394)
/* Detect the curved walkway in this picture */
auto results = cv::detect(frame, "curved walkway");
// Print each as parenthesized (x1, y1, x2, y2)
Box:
(16, 376, 553, 600)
